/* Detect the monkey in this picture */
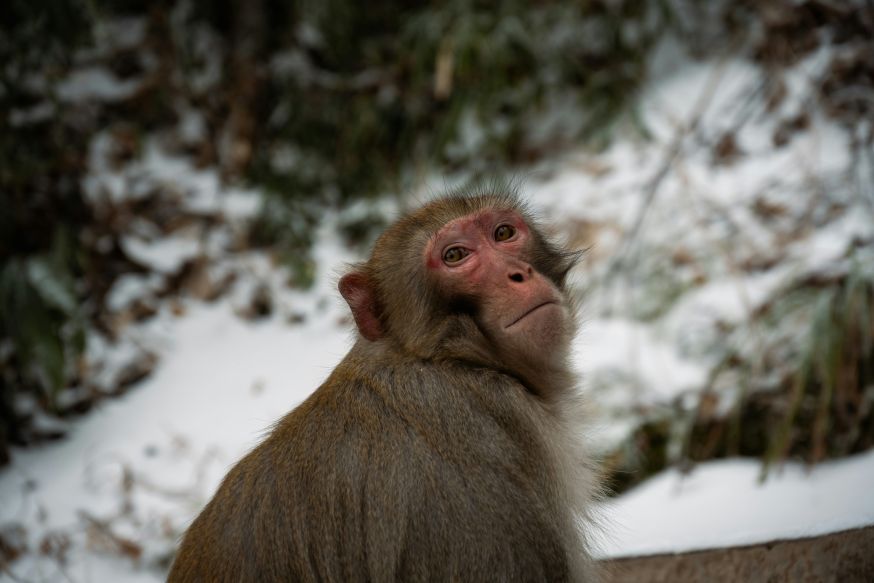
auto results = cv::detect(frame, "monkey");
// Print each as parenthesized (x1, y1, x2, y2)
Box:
(168, 189, 601, 582)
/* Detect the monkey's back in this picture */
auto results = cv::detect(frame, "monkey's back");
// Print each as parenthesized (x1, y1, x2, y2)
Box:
(168, 348, 579, 582)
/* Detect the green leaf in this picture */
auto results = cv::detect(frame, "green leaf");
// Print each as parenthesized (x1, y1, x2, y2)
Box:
(31, 329, 66, 396)
(25, 256, 77, 315)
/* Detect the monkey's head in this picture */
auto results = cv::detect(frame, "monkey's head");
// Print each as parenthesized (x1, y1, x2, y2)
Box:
(340, 190, 580, 393)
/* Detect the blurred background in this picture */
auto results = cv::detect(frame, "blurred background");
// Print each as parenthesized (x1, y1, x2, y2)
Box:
(1, 0, 873, 580)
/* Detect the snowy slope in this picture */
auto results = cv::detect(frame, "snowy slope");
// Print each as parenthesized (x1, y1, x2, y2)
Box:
(3, 41, 873, 582)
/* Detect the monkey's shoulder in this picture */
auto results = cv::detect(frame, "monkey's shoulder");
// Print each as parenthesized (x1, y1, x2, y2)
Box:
(259, 353, 562, 485)
(291, 350, 539, 424)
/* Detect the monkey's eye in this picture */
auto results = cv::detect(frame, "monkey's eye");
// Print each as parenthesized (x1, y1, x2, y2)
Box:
(443, 247, 469, 264)
(494, 224, 516, 242)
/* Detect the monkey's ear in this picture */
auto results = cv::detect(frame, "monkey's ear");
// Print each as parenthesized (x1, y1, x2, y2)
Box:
(339, 272, 383, 341)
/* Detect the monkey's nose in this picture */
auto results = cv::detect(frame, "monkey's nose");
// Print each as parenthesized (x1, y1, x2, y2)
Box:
(508, 264, 533, 283)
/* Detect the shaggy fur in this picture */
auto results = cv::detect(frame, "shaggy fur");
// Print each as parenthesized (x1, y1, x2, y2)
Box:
(168, 189, 601, 582)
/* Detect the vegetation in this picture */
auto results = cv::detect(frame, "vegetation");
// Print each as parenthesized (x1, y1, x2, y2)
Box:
(2, 0, 872, 492)
(1, 0, 704, 462)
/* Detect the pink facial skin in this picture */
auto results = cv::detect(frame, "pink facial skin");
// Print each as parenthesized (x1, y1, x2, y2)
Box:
(425, 210, 563, 332)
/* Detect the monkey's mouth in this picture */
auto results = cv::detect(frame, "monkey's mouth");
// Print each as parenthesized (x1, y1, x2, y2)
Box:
(505, 301, 557, 328)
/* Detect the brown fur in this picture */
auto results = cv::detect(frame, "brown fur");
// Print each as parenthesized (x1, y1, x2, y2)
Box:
(168, 189, 600, 582)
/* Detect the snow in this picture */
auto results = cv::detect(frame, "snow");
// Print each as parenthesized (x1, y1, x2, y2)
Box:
(9, 102, 55, 127)
(4, 231, 873, 579)
(576, 319, 707, 403)
(106, 274, 163, 312)
(664, 269, 789, 332)
(89, 334, 145, 388)
(3, 33, 874, 582)
(57, 68, 142, 103)
(121, 236, 202, 274)
(84, 137, 260, 219)
(597, 450, 874, 558)
(1, 282, 352, 582)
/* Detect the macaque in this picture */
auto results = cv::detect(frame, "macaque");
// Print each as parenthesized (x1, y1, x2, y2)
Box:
(168, 190, 600, 582)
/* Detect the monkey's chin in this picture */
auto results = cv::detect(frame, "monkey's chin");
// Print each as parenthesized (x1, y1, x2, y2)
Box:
(501, 303, 569, 356)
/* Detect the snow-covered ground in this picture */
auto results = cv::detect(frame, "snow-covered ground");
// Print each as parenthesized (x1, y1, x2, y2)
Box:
(597, 449, 874, 558)
(3, 40, 873, 581)
(4, 283, 873, 580)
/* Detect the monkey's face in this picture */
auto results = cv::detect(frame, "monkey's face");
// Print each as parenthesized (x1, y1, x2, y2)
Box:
(341, 194, 578, 386)
(424, 208, 571, 368)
